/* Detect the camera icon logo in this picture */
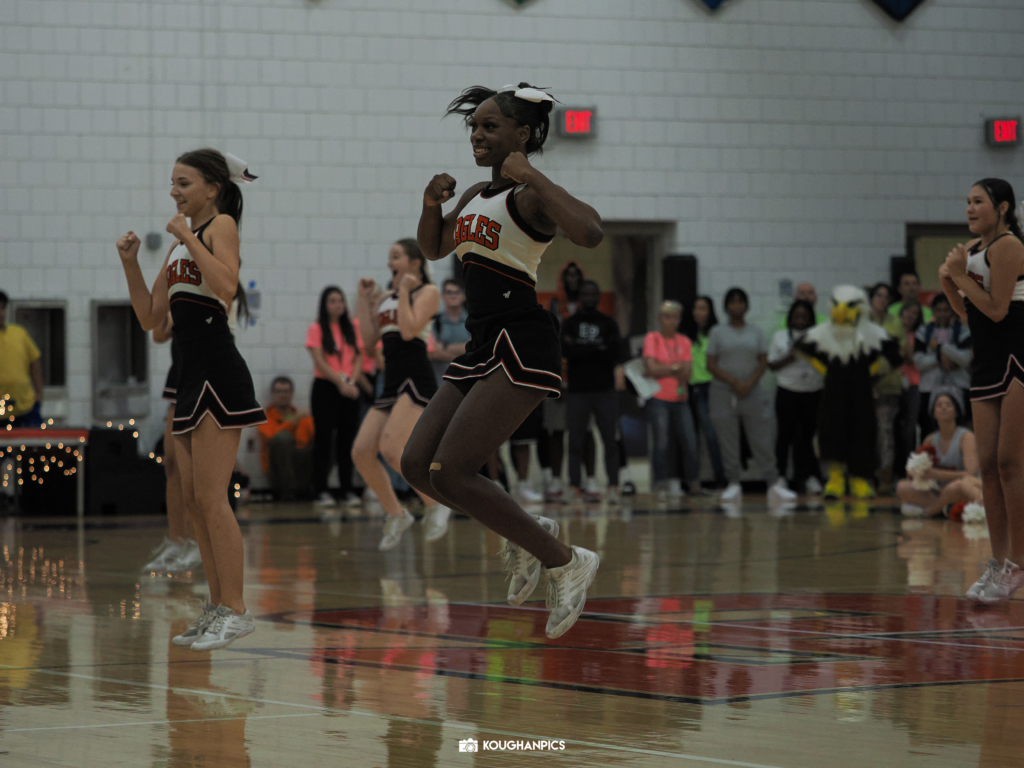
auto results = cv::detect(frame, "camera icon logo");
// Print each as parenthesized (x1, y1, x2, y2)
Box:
(458, 738, 479, 753)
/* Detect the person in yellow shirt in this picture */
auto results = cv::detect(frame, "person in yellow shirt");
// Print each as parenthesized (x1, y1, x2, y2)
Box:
(0, 291, 44, 428)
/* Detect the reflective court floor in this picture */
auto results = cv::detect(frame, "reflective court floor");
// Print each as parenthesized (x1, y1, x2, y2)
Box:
(1, 496, 1021, 767)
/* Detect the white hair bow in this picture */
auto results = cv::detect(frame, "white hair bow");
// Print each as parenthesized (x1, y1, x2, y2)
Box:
(224, 152, 258, 183)
(501, 84, 556, 104)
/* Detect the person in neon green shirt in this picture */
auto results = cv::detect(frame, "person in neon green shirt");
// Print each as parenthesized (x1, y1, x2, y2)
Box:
(685, 296, 726, 487)
(0, 291, 44, 427)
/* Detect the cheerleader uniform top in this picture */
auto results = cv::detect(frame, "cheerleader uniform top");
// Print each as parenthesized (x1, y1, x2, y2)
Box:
(962, 233, 1024, 400)
(165, 217, 265, 433)
(372, 286, 438, 409)
(444, 183, 563, 397)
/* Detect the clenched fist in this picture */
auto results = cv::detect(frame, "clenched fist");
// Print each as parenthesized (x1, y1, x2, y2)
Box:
(500, 152, 534, 184)
(358, 277, 378, 301)
(116, 231, 141, 263)
(166, 213, 191, 242)
(424, 174, 457, 207)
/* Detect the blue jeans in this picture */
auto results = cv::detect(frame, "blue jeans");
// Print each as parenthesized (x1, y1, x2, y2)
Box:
(646, 398, 699, 485)
(689, 382, 726, 484)
(10, 402, 43, 428)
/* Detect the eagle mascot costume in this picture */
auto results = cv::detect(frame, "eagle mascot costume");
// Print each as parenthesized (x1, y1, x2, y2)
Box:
(795, 286, 901, 499)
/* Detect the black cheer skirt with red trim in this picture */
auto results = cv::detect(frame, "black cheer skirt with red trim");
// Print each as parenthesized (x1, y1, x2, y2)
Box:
(968, 301, 1024, 401)
(161, 338, 181, 403)
(442, 253, 562, 398)
(171, 333, 266, 434)
(373, 334, 438, 410)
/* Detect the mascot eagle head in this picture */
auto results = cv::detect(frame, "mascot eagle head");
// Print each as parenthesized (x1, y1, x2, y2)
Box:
(830, 285, 867, 327)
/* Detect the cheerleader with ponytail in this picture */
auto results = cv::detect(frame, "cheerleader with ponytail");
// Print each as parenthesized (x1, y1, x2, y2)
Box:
(116, 148, 264, 650)
(940, 177, 1024, 603)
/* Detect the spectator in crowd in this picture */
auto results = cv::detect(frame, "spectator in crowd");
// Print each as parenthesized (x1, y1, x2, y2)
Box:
(914, 294, 973, 433)
(563, 280, 623, 501)
(707, 288, 796, 504)
(643, 300, 702, 497)
(895, 299, 924, 475)
(896, 391, 980, 517)
(257, 376, 315, 501)
(685, 296, 726, 488)
(776, 282, 828, 329)
(889, 271, 933, 323)
(508, 406, 544, 503)
(306, 286, 363, 507)
(428, 279, 470, 387)
(0, 291, 44, 428)
(868, 283, 904, 494)
(555, 261, 585, 319)
(768, 299, 823, 494)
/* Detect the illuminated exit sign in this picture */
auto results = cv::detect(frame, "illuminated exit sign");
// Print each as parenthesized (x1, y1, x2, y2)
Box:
(555, 107, 597, 138)
(986, 118, 1020, 147)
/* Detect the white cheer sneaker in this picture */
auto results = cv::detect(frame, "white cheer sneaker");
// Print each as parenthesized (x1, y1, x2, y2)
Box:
(498, 516, 560, 606)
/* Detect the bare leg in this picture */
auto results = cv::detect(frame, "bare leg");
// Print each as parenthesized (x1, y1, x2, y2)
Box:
(378, 395, 442, 507)
(896, 479, 942, 512)
(974, 399, 1009, 561)
(997, 385, 1024, 563)
(173, 431, 221, 607)
(512, 443, 531, 482)
(405, 373, 572, 568)
(163, 406, 189, 543)
(352, 408, 404, 518)
(177, 417, 246, 614)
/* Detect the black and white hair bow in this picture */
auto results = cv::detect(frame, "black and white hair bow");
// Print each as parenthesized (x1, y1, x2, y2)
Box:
(500, 84, 557, 104)
(224, 152, 258, 183)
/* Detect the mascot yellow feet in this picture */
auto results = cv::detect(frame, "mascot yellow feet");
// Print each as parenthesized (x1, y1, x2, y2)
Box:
(849, 477, 876, 499)
(824, 465, 846, 500)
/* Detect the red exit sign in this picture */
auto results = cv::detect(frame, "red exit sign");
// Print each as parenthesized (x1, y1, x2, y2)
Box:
(555, 107, 597, 138)
(986, 118, 1020, 147)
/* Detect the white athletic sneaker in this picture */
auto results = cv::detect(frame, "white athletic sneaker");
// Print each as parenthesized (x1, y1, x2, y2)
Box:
(142, 537, 184, 572)
(342, 493, 361, 508)
(423, 505, 453, 543)
(804, 477, 823, 495)
(967, 558, 1002, 602)
(498, 516, 560, 606)
(190, 606, 256, 651)
(166, 539, 203, 573)
(768, 479, 797, 505)
(979, 559, 1024, 605)
(544, 478, 564, 503)
(516, 481, 544, 504)
(720, 482, 742, 502)
(378, 508, 415, 551)
(667, 479, 684, 498)
(900, 504, 925, 517)
(584, 477, 602, 500)
(363, 487, 378, 504)
(172, 601, 216, 646)
(315, 492, 336, 507)
(545, 546, 600, 639)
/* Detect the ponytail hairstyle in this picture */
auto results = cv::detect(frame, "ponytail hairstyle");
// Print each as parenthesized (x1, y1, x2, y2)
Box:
(445, 83, 554, 156)
(395, 238, 431, 285)
(317, 286, 356, 356)
(175, 147, 249, 323)
(974, 178, 1023, 239)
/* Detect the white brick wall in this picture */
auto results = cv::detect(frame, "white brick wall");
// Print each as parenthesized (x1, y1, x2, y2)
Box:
(2, 0, 1023, 478)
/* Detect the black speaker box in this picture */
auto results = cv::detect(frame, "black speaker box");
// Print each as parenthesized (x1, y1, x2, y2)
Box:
(662, 254, 698, 311)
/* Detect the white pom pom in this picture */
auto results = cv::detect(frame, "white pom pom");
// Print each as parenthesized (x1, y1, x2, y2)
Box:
(962, 503, 987, 524)
(905, 452, 938, 491)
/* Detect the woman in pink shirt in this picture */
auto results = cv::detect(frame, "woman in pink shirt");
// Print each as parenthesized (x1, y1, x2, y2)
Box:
(307, 286, 363, 507)
(643, 301, 703, 497)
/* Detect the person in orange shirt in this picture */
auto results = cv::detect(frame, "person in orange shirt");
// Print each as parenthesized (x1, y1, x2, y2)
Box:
(258, 376, 315, 500)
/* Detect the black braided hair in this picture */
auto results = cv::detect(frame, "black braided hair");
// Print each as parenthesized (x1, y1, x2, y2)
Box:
(974, 178, 1023, 239)
(445, 83, 555, 155)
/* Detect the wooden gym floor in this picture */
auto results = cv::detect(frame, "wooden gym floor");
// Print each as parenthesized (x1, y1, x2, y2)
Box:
(0, 496, 1019, 767)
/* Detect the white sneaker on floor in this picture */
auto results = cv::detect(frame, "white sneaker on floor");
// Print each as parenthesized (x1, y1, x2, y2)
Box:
(545, 546, 600, 639)
(804, 476, 823, 495)
(142, 537, 184, 572)
(498, 516, 560, 606)
(667, 479, 684, 498)
(315, 492, 336, 507)
(378, 508, 415, 551)
(190, 606, 256, 651)
(172, 601, 216, 646)
(720, 482, 742, 502)
(342, 493, 361, 508)
(363, 487, 378, 504)
(979, 559, 1024, 605)
(585, 477, 601, 495)
(967, 558, 1002, 602)
(900, 504, 925, 517)
(768, 479, 797, 505)
(167, 539, 203, 573)
(423, 505, 453, 543)
(516, 481, 544, 504)
(544, 478, 564, 503)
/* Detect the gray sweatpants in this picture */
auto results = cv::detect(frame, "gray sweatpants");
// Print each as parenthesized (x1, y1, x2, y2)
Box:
(708, 384, 777, 485)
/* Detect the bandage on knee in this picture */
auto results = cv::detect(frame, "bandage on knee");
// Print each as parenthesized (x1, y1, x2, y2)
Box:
(429, 462, 442, 472)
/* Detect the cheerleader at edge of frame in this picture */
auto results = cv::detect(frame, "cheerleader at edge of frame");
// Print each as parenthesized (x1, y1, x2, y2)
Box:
(940, 177, 1024, 604)
(400, 83, 604, 640)
(350, 239, 454, 552)
(116, 148, 263, 651)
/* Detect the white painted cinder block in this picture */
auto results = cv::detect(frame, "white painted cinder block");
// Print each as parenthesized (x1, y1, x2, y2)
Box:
(2, 0, 1023, 481)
